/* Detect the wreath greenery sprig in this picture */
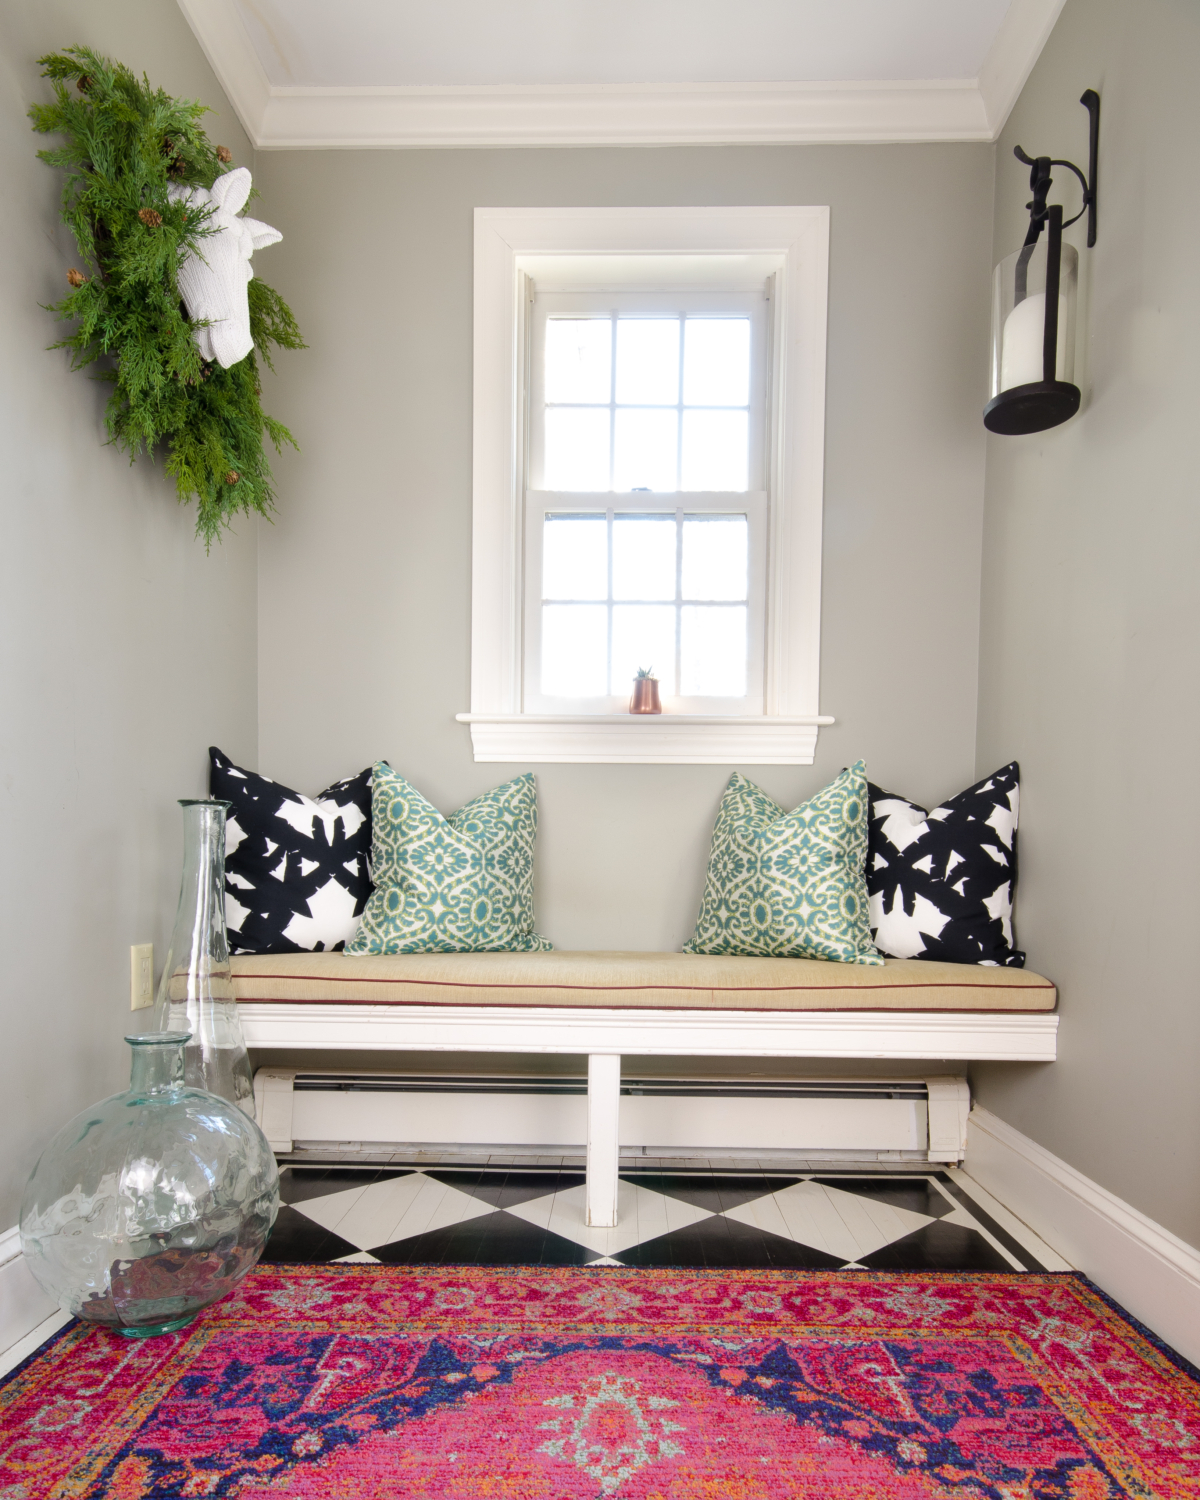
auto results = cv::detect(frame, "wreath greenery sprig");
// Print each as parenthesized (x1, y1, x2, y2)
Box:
(30, 47, 304, 546)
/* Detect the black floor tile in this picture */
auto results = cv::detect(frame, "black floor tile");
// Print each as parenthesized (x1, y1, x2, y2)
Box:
(615, 1215, 845, 1270)
(277, 1166, 414, 1207)
(369, 1210, 596, 1267)
(262, 1205, 359, 1264)
(621, 1172, 796, 1214)
(265, 1161, 1041, 1274)
(857, 1220, 1015, 1272)
(811, 1175, 954, 1220)
(424, 1169, 585, 1211)
(933, 1178, 1045, 1272)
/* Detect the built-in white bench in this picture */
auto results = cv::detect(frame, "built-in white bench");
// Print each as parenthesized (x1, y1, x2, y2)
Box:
(236, 950, 1057, 1230)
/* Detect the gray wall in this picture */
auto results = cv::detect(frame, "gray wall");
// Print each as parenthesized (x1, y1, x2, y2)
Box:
(254, 143, 993, 952)
(0, 3, 261, 1224)
(972, 0, 1200, 1244)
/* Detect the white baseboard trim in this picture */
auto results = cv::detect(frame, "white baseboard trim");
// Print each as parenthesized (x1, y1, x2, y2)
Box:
(0, 1225, 61, 1371)
(966, 1107, 1200, 1368)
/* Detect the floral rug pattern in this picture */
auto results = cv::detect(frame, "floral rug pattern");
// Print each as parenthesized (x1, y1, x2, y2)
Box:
(3, 1266, 1199, 1497)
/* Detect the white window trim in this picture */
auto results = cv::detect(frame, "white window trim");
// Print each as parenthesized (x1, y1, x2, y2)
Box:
(461, 205, 833, 765)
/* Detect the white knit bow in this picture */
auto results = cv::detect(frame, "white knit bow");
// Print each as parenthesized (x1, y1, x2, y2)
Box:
(168, 167, 281, 369)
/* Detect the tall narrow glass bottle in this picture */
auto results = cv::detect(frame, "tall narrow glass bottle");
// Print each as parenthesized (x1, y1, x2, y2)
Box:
(153, 799, 254, 1114)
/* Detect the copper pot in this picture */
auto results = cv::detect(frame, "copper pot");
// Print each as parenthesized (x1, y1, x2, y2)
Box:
(629, 677, 662, 714)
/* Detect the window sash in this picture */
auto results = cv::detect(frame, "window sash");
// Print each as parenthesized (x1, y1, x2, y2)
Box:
(523, 490, 767, 715)
(525, 283, 770, 716)
(528, 288, 769, 496)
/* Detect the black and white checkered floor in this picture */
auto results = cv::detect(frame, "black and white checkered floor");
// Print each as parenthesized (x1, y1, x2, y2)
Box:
(265, 1161, 1066, 1272)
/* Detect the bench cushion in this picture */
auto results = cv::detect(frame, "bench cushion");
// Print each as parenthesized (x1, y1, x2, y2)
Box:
(231, 951, 1055, 1012)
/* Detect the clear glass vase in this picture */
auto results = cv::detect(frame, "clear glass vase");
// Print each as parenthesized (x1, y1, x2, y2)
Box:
(152, 798, 254, 1114)
(20, 1033, 279, 1337)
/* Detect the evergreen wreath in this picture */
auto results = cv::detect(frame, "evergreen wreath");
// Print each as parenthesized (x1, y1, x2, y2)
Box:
(29, 47, 304, 546)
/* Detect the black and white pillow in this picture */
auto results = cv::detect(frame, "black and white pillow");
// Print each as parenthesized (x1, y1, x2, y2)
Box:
(209, 747, 373, 954)
(867, 762, 1023, 967)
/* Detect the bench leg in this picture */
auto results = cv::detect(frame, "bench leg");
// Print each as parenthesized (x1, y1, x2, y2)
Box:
(586, 1054, 621, 1228)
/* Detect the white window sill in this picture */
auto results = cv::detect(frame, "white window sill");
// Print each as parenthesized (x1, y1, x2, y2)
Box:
(456, 714, 834, 765)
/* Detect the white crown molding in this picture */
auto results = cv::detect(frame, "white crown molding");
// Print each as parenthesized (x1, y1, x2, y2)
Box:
(978, 0, 1070, 135)
(966, 1108, 1200, 1369)
(177, 0, 1063, 149)
(178, 0, 273, 143)
(253, 81, 990, 151)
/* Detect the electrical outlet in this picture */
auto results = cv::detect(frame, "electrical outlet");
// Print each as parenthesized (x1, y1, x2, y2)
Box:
(130, 943, 154, 1011)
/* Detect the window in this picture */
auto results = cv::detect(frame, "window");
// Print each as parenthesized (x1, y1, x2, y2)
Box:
(466, 207, 832, 764)
(525, 290, 768, 715)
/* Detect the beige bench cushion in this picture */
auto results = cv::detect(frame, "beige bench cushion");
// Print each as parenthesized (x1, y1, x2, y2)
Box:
(231, 951, 1055, 1012)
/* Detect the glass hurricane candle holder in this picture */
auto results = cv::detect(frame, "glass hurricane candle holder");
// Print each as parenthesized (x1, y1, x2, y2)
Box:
(20, 1032, 279, 1337)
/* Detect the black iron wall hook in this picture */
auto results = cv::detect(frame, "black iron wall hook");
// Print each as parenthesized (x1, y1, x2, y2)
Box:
(1013, 89, 1099, 247)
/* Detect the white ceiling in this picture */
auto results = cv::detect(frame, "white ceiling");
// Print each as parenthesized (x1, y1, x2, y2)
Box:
(179, 0, 1068, 148)
(233, 0, 1013, 90)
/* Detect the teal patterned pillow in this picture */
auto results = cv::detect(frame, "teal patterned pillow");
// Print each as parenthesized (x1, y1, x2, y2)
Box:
(346, 765, 552, 954)
(684, 762, 882, 964)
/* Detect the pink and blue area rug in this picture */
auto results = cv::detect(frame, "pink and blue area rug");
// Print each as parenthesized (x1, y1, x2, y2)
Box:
(3, 1266, 1200, 1497)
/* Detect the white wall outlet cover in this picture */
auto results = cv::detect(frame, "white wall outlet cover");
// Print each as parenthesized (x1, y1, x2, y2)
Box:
(130, 944, 154, 1011)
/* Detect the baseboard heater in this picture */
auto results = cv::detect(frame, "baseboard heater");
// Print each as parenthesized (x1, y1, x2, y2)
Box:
(254, 1070, 971, 1164)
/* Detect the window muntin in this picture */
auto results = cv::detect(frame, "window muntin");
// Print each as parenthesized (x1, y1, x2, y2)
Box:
(536, 300, 759, 496)
(526, 285, 768, 715)
(538, 510, 752, 706)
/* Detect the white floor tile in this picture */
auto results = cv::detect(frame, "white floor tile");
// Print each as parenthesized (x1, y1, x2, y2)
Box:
(288, 1180, 374, 1233)
(333, 1251, 382, 1264)
(294, 1173, 493, 1250)
(507, 1181, 711, 1257)
(825, 1185, 934, 1251)
(725, 1181, 931, 1262)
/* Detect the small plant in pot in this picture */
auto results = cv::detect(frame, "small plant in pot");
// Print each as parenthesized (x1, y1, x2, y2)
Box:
(630, 667, 662, 714)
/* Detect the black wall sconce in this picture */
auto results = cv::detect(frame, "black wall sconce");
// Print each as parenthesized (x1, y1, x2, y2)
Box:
(984, 90, 1099, 435)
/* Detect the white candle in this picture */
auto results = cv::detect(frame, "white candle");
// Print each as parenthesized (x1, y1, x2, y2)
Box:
(1000, 292, 1069, 389)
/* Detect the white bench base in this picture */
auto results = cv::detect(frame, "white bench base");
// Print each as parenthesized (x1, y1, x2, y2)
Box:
(239, 1002, 1058, 1062)
(243, 1001, 1052, 1228)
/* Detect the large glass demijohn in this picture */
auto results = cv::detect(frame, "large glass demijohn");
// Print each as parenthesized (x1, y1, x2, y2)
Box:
(153, 798, 254, 1114)
(20, 1032, 278, 1336)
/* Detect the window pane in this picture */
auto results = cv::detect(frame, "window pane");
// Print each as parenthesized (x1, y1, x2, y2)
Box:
(683, 318, 751, 406)
(545, 407, 610, 490)
(542, 604, 607, 697)
(545, 318, 611, 404)
(544, 516, 607, 600)
(681, 605, 747, 696)
(680, 409, 748, 492)
(612, 605, 677, 697)
(613, 409, 678, 492)
(615, 319, 679, 405)
(612, 516, 675, 601)
(682, 516, 748, 600)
